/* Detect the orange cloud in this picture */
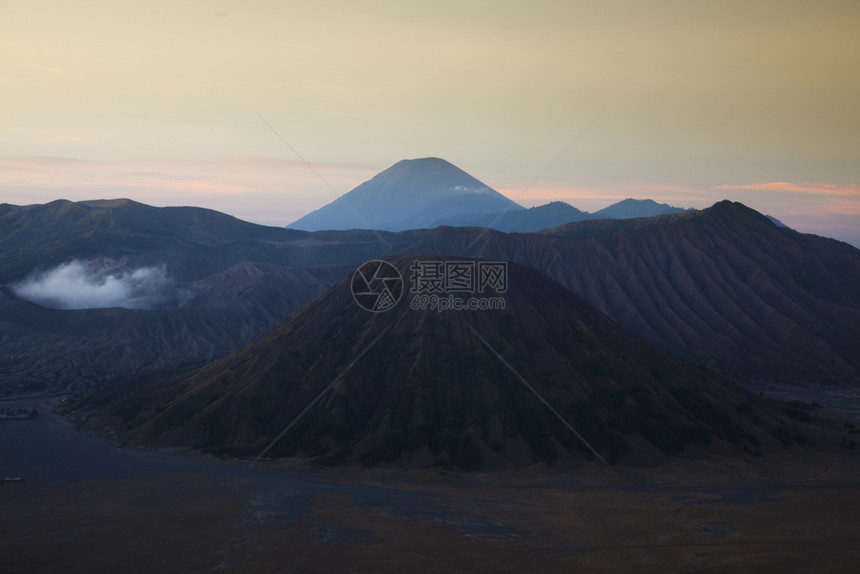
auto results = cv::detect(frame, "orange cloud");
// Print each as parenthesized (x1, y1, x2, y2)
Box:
(112, 178, 253, 197)
(716, 182, 860, 197)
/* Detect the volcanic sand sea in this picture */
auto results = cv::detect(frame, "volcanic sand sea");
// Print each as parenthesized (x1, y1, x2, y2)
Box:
(2, 396, 860, 573)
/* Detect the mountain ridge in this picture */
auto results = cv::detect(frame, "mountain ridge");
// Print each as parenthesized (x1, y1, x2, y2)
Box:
(74, 257, 801, 469)
(432, 201, 592, 232)
(432, 198, 690, 232)
(0, 199, 421, 394)
(405, 201, 860, 384)
(4, 197, 858, 399)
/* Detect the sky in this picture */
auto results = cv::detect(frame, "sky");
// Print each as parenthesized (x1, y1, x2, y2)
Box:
(2, 0, 859, 246)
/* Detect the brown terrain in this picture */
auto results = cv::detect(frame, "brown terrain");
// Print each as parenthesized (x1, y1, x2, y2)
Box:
(0, 263, 344, 393)
(0, 199, 419, 394)
(3, 199, 859, 399)
(2, 195, 860, 572)
(2, 399, 860, 573)
(71, 259, 823, 469)
(407, 201, 860, 385)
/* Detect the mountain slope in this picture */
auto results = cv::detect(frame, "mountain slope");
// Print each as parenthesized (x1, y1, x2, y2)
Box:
(287, 158, 523, 231)
(0, 263, 345, 394)
(0, 199, 430, 394)
(405, 201, 860, 385)
(80, 258, 799, 469)
(5, 197, 858, 399)
(0, 198, 428, 284)
(0, 199, 305, 283)
(423, 198, 689, 232)
(432, 201, 591, 232)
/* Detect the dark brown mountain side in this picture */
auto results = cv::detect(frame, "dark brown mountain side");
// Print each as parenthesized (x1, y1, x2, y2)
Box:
(0, 198, 425, 394)
(0, 263, 345, 394)
(75, 258, 813, 469)
(0, 198, 427, 284)
(405, 201, 860, 385)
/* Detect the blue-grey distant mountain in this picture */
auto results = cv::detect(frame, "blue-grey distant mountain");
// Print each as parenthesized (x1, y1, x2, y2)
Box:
(432, 201, 591, 232)
(430, 198, 692, 233)
(592, 198, 687, 219)
(287, 157, 524, 231)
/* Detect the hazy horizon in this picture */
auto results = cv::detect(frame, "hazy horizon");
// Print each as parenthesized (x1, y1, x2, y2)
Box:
(2, 1, 858, 245)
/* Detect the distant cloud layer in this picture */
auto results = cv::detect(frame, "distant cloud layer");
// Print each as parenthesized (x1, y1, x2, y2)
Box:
(716, 182, 860, 198)
(13, 259, 184, 310)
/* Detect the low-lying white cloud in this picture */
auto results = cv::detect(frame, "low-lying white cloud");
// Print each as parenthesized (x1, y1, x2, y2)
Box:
(12, 259, 185, 310)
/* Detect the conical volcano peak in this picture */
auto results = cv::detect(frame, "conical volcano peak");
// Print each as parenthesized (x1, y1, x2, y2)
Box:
(288, 158, 523, 231)
(390, 157, 454, 169)
(356, 157, 496, 200)
(98, 256, 792, 469)
(384, 157, 495, 188)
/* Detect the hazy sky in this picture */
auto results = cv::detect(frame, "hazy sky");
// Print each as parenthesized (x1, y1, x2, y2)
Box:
(2, 0, 859, 245)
